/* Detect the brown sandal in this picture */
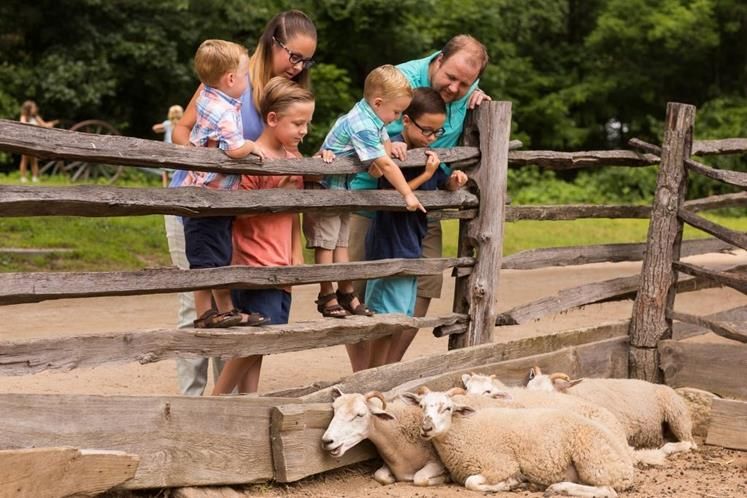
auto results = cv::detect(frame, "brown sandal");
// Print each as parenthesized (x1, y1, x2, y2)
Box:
(336, 290, 374, 316)
(316, 293, 349, 319)
(193, 309, 243, 328)
(236, 309, 270, 326)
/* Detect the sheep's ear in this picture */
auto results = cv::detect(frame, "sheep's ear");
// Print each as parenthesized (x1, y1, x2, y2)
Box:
(553, 378, 583, 392)
(528, 366, 541, 380)
(400, 392, 421, 406)
(371, 409, 397, 421)
(490, 390, 513, 401)
(331, 387, 344, 400)
(453, 404, 476, 417)
(461, 373, 472, 386)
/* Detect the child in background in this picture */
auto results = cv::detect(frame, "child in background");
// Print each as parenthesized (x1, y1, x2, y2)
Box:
(365, 87, 468, 367)
(152, 104, 184, 186)
(181, 39, 267, 329)
(304, 65, 422, 328)
(212, 77, 311, 394)
(18, 100, 57, 183)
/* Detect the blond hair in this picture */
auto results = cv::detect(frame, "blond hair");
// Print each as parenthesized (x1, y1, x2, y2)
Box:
(249, 10, 316, 110)
(167, 105, 184, 123)
(194, 39, 248, 87)
(363, 65, 413, 101)
(259, 77, 314, 124)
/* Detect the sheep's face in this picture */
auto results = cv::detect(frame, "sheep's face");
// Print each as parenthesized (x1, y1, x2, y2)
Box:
(321, 391, 394, 457)
(404, 391, 474, 439)
(462, 373, 508, 398)
(526, 367, 583, 393)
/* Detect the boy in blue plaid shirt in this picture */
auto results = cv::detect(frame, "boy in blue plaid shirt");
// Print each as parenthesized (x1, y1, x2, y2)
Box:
(303, 65, 422, 333)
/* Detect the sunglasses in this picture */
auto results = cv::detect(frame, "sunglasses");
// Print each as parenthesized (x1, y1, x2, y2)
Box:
(273, 36, 316, 69)
(408, 115, 445, 138)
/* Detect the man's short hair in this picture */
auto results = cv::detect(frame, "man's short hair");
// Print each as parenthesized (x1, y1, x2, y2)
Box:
(404, 87, 446, 120)
(363, 64, 413, 101)
(194, 39, 248, 87)
(441, 34, 489, 77)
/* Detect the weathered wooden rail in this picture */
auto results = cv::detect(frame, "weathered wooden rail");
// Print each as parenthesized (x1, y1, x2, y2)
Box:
(2, 100, 747, 493)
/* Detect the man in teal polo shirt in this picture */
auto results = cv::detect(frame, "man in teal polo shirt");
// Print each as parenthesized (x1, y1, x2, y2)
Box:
(348, 34, 491, 367)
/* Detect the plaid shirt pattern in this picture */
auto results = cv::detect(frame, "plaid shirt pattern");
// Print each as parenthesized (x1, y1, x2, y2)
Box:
(321, 99, 389, 190)
(183, 86, 244, 190)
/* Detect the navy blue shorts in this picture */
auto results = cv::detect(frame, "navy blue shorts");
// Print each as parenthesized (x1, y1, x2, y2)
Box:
(231, 289, 291, 325)
(183, 216, 234, 269)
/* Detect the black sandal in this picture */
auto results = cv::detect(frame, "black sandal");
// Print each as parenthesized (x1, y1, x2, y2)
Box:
(316, 293, 349, 318)
(336, 290, 374, 317)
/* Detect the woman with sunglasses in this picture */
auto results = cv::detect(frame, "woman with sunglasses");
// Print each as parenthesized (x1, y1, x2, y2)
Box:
(169, 10, 316, 396)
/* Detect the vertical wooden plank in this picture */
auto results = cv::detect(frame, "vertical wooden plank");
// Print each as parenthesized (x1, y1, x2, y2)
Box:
(270, 404, 376, 482)
(706, 398, 747, 450)
(450, 101, 512, 349)
(629, 102, 695, 381)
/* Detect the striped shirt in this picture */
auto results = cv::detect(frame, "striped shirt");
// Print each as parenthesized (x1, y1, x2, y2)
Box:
(321, 99, 389, 190)
(183, 86, 244, 190)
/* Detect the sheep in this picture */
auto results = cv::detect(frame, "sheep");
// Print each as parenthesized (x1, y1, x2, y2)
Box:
(462, 372, 669, 467)
(320, 388, 448, 486)
(526, 366, 695, 455)
(402, 387, 635, 497)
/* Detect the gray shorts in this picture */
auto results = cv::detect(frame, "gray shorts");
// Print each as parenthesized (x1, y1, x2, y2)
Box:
(303, 212, 351, 250)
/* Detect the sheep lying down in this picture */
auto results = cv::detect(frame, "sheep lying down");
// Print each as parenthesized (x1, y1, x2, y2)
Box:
(526, 367, 695, 454)
(402, 387, 634, 498)
(462, 373, 673, 467)
(321, 389, 448, 486)
(321, 387, 523, 486)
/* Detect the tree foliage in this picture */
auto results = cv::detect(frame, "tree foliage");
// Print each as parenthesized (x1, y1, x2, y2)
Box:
(0, 0, 746, 186)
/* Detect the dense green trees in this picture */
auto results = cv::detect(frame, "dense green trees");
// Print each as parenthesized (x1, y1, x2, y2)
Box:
(1, 0, 746, 198)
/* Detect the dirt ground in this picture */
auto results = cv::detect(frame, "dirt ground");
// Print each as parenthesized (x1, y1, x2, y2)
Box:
(2, 252, 747, 497)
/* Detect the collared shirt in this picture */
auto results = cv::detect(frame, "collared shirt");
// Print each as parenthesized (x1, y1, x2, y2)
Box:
(350, 51, 480, 191)
(321, 99, 389, 190)
(184, 86, 245, 190)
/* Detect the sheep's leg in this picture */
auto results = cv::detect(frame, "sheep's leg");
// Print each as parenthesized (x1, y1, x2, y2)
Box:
(662, 390, 695, 443)
(631, 447, 667, 466)
(543, 482, 617, 497)
(373, 464, 396, 485)
(413, 460, 449, 486)
(465, 474, 523, 492)
(661, 440, 696, 456)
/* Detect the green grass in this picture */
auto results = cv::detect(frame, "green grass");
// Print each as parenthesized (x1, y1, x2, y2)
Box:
(2, 171, 747, 272)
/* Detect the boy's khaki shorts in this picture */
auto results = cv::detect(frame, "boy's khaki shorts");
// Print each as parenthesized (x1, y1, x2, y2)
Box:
(303, 212, 351, 250)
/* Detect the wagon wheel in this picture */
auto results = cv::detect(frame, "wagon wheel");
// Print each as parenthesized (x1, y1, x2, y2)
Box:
(62, 120, 124, 183)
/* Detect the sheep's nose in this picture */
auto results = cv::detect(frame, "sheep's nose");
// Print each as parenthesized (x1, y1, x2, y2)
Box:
(321, 437, 334, 446)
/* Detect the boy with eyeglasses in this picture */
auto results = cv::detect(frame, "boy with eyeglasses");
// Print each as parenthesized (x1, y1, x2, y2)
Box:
(364, 87, 467, 367)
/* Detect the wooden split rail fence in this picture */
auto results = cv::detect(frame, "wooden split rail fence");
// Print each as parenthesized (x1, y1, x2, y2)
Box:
(1, 101, 747, 493)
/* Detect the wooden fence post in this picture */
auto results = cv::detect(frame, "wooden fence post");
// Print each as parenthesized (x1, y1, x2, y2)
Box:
(450, 101, 511, 349)
(629, 102, 695, 381)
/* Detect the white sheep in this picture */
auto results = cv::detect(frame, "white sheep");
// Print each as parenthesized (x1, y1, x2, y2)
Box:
(526, 366, 695, 454)
(321, 389, 448, 486)
(402, 387, 635, 497)
(462, 372, 670, 467)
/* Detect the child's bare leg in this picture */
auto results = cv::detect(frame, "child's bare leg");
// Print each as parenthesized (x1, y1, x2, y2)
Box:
(194, 289, 214, 318)
(212, 356, 251, 395)
(368, 336, 392, 368)
(315, 247, 342, 310)
(31, 157, 39, 179)
(385, 327, 418, 364)
(212, 288, 235, 313)
(385, 296, 430, 363)
(19, 155, 28, 179)
(345, 342, 372, 372)
(237, 355, 263, 393)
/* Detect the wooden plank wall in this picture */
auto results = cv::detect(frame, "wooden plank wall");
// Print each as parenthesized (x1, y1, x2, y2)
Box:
(0, 395, 298, 489)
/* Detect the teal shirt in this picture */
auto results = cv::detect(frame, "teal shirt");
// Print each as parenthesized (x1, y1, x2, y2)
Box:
(350, 51, 480, 191)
